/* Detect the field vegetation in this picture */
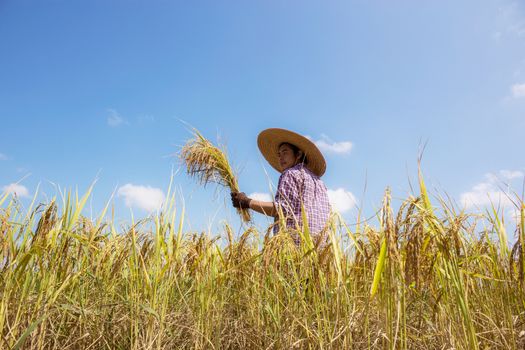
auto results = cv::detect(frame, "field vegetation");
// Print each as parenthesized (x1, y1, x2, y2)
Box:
(1, 169, 524, 349)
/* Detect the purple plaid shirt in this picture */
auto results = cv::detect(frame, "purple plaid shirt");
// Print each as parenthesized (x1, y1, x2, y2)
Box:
(274, 164, 331, 237)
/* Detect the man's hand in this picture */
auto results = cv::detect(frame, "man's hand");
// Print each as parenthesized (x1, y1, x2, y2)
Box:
(231, 192, 252, 209)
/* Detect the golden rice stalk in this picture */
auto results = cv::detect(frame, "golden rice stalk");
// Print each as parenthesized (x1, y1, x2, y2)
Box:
(180, 128, 251, 223)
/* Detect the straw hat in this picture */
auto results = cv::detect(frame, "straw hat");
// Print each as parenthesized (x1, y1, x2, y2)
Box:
(257, 128, 326, 177)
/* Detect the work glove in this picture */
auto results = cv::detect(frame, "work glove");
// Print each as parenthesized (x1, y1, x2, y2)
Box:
(231, 192, 252, 209)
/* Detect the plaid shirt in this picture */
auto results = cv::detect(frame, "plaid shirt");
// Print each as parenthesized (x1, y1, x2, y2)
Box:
(274, 164, 331, 239)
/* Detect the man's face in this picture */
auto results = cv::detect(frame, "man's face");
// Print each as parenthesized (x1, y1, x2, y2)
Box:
(278, 144, 301, 171)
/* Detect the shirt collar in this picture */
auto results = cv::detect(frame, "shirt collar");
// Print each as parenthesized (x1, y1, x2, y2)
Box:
(282, 163, 307, 174)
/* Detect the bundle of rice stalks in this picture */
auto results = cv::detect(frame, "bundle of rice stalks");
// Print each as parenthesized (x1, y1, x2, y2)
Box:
(180, 128, 251, 223)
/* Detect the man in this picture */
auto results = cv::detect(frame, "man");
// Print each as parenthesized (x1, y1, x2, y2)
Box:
(231, 128, 331, 245)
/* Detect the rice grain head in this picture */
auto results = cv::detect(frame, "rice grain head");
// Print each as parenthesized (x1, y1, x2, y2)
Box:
(180, 128, 251, 222)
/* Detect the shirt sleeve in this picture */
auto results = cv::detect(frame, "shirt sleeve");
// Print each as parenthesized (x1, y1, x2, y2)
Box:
(274, 170, 299, 217)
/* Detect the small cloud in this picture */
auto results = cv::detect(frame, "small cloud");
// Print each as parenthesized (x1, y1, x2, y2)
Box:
(2, 183, 30, 197)
(0, 153, 7, 160)
(307, 134, 353, 155)
(500, 169, 524, 180)
(460, 170, 523, 209)
(249, 192, 273, 202)
(460, 185, 513, 209)
(511, 83, 525, 98)
(117, 184, 165, 212)
(107, 109, 127, 127)
(327, 188, 357, 213)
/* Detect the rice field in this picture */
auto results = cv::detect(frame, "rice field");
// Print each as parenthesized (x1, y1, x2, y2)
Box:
(1, 171, 524, 349)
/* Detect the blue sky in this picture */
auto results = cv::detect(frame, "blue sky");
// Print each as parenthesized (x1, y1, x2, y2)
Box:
(1, 0, 525, 233)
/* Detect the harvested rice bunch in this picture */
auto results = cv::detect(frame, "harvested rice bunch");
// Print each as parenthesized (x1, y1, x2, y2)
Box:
(180, 128, 251, 223)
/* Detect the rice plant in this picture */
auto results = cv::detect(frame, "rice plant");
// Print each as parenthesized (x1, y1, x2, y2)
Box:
(0, 173, 524, 349)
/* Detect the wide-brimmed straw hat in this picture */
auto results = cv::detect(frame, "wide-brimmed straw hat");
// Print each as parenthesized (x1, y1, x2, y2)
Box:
(257, 128, 326, 177)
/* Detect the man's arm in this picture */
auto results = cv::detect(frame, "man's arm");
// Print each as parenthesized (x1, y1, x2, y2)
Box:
(249, 200, 278, 217)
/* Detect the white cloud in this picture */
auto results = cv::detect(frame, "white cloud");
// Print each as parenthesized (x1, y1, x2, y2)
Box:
(307, 134, 353, 155)
(107, 109, 127, 127)
(117, 184, 165, 212)
(511, 83, 525, 98)
(500, 169, 524, 180)
(2, 183, 29, 197)
(249, 192, 273, 202)
(0, 153, 7, 160)
(327, 188, 357, 213)
(460, 170, 523, 209)
(460, 185, 513, 209)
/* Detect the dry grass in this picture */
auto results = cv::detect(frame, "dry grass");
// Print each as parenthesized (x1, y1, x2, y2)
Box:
(180, 128, 250, 223)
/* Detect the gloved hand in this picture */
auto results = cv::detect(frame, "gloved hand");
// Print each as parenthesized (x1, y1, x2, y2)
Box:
(231, 192, 252, 209)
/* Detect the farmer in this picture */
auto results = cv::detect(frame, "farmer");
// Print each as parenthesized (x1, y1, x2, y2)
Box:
(231, 128, 331, 245)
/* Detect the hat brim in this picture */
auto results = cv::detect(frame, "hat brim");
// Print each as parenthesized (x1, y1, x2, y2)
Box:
(257, 128, 326, 177)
